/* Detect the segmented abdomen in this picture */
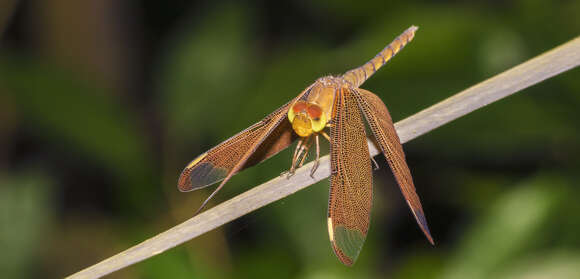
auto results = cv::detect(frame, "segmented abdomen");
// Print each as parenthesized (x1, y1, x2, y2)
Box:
(343, 26, 418, 88)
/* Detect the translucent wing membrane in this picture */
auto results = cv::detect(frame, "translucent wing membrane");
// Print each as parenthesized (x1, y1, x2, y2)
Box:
(178, 100, 299, 192)
(328, 88, 373, 266)
(353, 88, 434, 244)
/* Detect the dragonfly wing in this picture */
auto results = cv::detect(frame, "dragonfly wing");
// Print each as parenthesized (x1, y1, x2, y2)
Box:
(178, 100, 297, 192)
(354, 88, 434, 244)
(328, 88, 373, 266)
(244, 118, 298, 169)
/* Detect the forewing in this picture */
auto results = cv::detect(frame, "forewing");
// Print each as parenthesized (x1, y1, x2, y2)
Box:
(178, 101, 297, 192)
(328, 88, 373, 266)
(353, 88, 434, 244)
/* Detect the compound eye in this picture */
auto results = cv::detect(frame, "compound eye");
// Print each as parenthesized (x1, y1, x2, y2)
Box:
(289, 100, 309, 123)
(307, 104, 322, 120)
(292, 101, 308, 113)
(308, 104, 327, 132)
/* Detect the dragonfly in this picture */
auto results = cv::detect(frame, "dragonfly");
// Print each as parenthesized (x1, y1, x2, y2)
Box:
(178, 26, 433, 266)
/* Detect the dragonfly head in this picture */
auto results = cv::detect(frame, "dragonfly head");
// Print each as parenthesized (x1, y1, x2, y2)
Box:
(288, 100, 327, 137)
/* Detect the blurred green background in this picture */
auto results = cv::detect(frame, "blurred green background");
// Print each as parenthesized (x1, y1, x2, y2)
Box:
(1, 0, 579, 278)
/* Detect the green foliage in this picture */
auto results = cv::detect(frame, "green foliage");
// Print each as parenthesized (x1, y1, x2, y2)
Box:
(1, 0, 579, 278)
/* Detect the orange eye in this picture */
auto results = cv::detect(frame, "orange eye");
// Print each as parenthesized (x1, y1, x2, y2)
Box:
(292, 101, 308, 113)
(307, 104, 322, 120)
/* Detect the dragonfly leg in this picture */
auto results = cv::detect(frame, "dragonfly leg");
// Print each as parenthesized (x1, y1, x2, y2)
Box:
(291, 138, 305, 169)
(321, 131, 331, 141)
(285, 136, 311, 178)
(310, 134, 321, 178)
(297, 137, 313, 168)
(371, 156, 380, 170)
(281, 138, 303, 177)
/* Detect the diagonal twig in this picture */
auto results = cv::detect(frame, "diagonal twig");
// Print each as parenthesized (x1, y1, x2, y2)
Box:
(67, 35, 580, 279)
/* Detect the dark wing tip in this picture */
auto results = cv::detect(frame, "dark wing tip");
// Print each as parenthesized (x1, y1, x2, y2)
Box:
(413, 210, 435, 245)
(177, 167, 194, 192)
(330, 224, 366, 266)
(177, 153, 228, 192)
(332, 244, 354, 266)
